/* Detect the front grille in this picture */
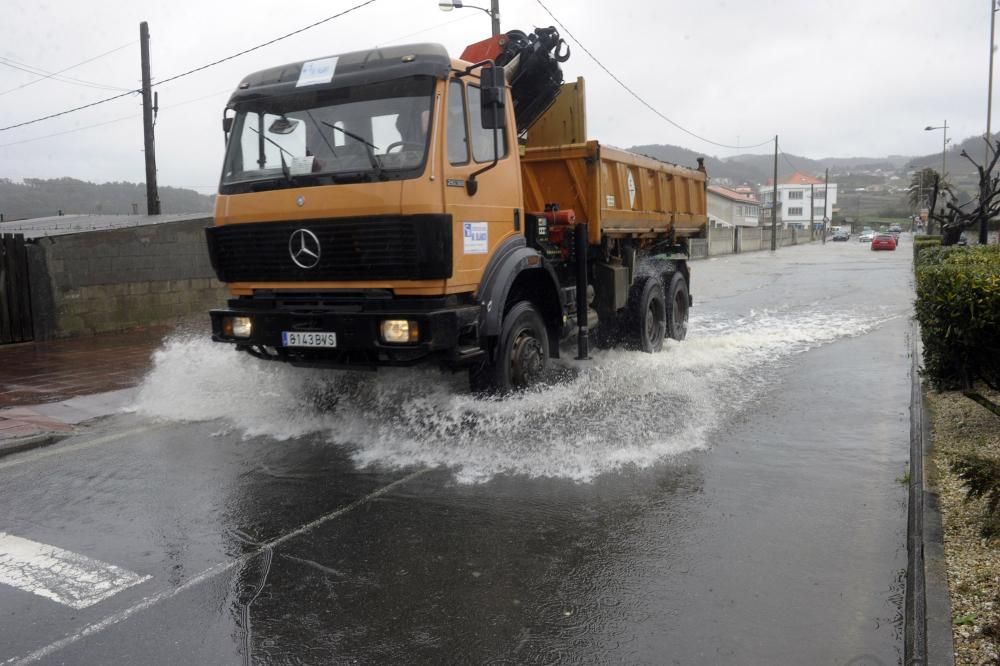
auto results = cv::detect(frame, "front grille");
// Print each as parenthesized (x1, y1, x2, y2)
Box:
(206, 215, 452, 282)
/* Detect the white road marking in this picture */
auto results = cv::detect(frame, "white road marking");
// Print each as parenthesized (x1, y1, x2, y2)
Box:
(5, 467, 430, 666)
(0, 533, 150, 610)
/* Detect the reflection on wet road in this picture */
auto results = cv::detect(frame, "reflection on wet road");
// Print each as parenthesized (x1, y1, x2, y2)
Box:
(1, 240, 911, 664)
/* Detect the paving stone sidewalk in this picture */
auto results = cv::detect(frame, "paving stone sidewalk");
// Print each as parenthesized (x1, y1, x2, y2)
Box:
(0, 326, 172, 447)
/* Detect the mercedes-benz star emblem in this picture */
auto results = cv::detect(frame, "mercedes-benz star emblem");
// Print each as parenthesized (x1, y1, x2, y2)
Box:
(288, 229, 321, 269)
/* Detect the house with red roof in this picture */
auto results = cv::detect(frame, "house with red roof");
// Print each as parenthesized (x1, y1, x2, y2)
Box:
(758, 172, 838, 229)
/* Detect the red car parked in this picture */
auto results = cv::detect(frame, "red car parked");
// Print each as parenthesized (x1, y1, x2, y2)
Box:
(871, 233, 897, 251)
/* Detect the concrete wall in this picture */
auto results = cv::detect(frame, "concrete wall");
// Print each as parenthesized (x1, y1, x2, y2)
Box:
(27, 217, 228, 339)
(691, 226, 825, 259)
(709, 227, 736, 255)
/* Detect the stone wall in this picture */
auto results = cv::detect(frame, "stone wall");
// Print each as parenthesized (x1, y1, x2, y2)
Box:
(27, 217, 228, 339)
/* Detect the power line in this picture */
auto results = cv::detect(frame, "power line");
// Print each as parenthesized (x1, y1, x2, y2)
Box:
(376, 12, 478, 47)
(0, 42, 136, 96)
(0, 0, 378, 134)
(0, 58, 128, 92)
(0, 89, 232, 149)
(0, 89, 140, 132)
(152, 0, 378, 88)
(533, 0, 772, 151)
(779, 149, 801, 174)
(0, 114, 137, 148)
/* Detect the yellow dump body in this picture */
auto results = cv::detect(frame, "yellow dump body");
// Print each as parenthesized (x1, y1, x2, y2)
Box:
(521, 140, 708, 246)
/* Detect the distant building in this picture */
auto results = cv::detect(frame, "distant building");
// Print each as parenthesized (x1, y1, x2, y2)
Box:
(758, 172, 838, 229)
(707, 185, 760, 227)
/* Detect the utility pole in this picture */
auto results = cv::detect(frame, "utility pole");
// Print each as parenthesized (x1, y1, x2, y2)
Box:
(810, 183, 815, 241)
(770, 135, 778, 251)
(822, 168, 829, 244)
(491, 0, 501, 36)
(140, 21, 161, 215)
(987, 1, 998, 243)
(988, 0, 997, 168)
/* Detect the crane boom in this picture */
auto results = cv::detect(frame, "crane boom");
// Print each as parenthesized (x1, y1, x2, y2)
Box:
(461, 26, 570, 134)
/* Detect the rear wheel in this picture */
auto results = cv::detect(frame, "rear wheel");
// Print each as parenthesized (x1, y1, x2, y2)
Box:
(625, 276, 666, 353)
(665, 272, 689, 341)
(470, 301, 549, 395)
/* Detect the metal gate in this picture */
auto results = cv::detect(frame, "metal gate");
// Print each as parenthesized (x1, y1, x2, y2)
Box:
(0, 233, 34, 344)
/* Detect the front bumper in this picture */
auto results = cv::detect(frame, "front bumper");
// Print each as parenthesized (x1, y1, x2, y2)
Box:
(210, 296, 482, 369)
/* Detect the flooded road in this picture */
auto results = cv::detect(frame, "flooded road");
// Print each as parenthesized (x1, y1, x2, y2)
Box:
(0, 239, 912, 664)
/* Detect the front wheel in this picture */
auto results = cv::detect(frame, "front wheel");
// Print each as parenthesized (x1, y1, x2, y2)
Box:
(470, 301, 550, 395)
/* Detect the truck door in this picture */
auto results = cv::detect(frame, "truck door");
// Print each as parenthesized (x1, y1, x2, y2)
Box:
(443, 78, 521, 292)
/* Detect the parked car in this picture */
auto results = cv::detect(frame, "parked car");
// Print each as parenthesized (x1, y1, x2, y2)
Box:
(871, 233, 897, 251)
(832, 230, 850, 241)
(859, 230, 876, 243)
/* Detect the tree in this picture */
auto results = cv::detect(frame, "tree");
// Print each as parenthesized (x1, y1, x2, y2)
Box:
(927, 138, 1000, 245)
(908, 167, 947, 210)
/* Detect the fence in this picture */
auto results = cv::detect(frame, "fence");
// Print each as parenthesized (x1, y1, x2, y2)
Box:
(0, 233, 33, 344)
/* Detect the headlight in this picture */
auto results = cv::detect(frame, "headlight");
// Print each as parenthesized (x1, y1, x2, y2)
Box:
(380, 319, 419, 344)
(223, 316, 252, 339)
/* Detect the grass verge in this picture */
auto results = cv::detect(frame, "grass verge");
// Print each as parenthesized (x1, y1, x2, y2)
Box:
(927, 385, 1000, 663)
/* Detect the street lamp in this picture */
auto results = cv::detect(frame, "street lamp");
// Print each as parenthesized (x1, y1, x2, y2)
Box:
(438, 1, 501, 36)
(925, 121, 950, 235)
(925, 121, 949, 189)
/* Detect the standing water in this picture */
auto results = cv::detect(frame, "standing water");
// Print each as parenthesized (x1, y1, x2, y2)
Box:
(132, 303, 898, 483)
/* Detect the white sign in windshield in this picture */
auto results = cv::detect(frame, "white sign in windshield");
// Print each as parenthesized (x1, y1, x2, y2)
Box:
(296, 57, 339, 87)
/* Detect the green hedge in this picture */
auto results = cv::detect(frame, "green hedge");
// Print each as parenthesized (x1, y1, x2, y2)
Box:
(913, 235, 942, 265)
(915, 245, 1000, 388)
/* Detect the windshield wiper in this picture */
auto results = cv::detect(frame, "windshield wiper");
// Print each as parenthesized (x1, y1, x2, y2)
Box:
(279, 153, 293, 185)
(320, 120, 385, 180)
(247, 125, 297, 186)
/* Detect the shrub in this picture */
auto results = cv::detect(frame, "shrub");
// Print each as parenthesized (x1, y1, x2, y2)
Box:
(915, 246, 1000, 388)
(952, 452, 1000, 538)
(913, 235, 942, 265)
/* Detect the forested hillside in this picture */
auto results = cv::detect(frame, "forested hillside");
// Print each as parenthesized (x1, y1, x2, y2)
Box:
(0, 178, 213, 221)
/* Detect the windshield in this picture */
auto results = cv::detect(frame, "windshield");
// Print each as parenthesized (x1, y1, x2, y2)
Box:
(220, 76, 435, 192)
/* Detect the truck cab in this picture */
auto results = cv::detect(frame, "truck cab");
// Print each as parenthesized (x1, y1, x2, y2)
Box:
(209, 44, 530, 372)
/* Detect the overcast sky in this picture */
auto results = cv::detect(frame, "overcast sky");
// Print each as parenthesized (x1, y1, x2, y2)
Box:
(0, 0, 993, 192)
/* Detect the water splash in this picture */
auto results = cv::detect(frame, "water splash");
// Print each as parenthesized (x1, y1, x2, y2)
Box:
(131, 306, 896, 483)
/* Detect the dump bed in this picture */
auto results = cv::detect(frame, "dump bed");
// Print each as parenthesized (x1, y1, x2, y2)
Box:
(520, 140, 708, 246)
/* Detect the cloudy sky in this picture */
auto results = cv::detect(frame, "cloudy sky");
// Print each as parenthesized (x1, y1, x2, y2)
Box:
(0, 0, 992, 192)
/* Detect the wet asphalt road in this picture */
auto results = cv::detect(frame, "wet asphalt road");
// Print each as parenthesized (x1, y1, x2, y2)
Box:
(1, 237, 912, 665)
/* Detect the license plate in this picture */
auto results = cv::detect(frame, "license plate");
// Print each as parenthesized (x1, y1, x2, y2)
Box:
(281, 331, 337, 348)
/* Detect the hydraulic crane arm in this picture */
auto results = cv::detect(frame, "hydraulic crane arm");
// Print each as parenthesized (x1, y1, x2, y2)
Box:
(461, 26, 570, 134)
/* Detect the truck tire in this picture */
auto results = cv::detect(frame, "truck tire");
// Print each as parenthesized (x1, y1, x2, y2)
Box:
(470, 300, 550, 394)
(626, 276, 666, 353)
(665, 272, 689, 341)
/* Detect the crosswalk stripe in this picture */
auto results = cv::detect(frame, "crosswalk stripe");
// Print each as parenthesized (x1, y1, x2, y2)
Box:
(0, 533, 150, 610)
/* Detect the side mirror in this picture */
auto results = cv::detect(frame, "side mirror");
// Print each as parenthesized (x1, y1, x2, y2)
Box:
(222, 115, 234, 134)
(480, 64, 506, 130)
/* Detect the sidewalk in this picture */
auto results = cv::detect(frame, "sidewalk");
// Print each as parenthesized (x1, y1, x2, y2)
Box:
(0, 326, 172, 449)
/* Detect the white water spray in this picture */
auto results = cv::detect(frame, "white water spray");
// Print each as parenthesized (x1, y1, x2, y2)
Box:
(131, 305, 896, 483)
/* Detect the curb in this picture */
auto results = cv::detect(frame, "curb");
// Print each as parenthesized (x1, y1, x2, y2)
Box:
(0, 431, 72, 459)
(905, 319, 955, 665)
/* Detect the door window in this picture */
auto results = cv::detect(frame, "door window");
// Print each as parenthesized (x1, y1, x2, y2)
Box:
(467, 85, 508, 163)
(447, 80, 469, 165)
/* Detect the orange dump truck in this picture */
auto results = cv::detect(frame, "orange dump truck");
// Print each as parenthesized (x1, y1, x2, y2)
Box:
(206, 28, 707, 392)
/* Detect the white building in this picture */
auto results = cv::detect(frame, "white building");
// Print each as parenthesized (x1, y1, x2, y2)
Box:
(707, 185, 760, 227)
(759, 172, 838, 229)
